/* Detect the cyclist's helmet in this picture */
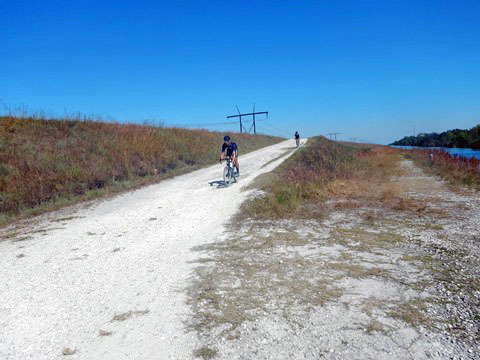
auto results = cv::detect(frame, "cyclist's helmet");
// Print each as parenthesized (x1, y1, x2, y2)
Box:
(224, 135, 230, 142)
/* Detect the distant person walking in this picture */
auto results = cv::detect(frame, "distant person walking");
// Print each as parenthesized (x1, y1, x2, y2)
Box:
(294, 131, 300, 147)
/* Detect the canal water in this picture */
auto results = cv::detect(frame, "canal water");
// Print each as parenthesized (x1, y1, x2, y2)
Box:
(391, 146, 480, 160)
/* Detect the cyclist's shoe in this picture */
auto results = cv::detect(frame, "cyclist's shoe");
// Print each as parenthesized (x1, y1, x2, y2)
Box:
(235, 168, 240, 176)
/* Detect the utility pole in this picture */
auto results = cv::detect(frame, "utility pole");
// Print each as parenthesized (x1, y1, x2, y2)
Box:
(227, 104, 268, 134)
(253, 103, 256, 134)
(236, 106, 242, 133)
(349, 137, 358, 143)
(326, 132, 341, 141)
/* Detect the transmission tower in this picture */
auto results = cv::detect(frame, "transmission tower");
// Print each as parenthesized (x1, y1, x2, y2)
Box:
(227, 104, 268, 134)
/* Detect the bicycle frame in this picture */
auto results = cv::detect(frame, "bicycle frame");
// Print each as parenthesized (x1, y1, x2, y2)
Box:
(222, 156, 237, 187)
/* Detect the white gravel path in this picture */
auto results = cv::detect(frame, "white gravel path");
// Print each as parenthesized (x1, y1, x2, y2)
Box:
(0, 139, 300, 360)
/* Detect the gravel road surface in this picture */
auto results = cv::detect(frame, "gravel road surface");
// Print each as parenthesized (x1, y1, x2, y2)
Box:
(0, 139, 300, 360)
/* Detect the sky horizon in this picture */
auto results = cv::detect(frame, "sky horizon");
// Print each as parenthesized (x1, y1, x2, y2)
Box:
(2, 1, 479, 144)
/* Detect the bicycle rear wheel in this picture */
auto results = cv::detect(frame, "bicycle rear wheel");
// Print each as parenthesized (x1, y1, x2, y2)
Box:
(223, 166, 233, 187)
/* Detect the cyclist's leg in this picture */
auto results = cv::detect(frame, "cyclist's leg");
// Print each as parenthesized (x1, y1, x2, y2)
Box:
(233, 152, 239, 174)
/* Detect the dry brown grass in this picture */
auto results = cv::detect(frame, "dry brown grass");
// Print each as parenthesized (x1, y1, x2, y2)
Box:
(111, 309, 150, 322)
(193, 346, 218, 359)
(324, 145, 404, 201)
(1, 231, 19, 241)
(187, 228, 344, 337)
(0, 115, 282, 226)
(366, 319, 387, 334)
(389, 301, 431, 327)
(405, 149, 480, 191)
(62, 347, 78, 356)
(240, 137, 409, 220)
(332, 227, 403, 253)
(328, 261, 388, 279)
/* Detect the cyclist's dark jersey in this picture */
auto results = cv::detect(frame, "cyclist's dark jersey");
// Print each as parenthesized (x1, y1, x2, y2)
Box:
(295, 133, 300, 139)
(222, 142, 238, 156)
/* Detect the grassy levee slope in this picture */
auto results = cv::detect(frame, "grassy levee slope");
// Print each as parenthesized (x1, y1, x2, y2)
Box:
(242, 135, 403, 219)
(0, 116, 283, 225)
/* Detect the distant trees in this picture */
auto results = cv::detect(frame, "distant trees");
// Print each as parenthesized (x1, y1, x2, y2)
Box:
(390, 124, 480, 149)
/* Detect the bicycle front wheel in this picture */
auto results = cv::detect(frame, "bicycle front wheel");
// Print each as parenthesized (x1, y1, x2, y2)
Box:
(223, 166, 233, 187)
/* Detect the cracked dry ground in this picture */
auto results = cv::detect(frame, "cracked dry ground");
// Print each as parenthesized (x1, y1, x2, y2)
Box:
(188, 160, 480, 360)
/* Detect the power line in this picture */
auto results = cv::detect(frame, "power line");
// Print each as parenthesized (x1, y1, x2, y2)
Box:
(160, 113, 290, 138)
(256, 119, 292, 136)
(256, 123, 287, 137)
(326, 132, 341, 141)
(256, 121, 291, 138)
(166, 120, 238, 128)
(162, 118, 285, 138)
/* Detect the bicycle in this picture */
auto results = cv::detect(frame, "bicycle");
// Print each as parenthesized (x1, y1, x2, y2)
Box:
(222, 156, 238, 187)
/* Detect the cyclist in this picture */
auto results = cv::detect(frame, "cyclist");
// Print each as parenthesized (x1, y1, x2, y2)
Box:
(220, 135, 239, 176)
(294, 131, 300, 147)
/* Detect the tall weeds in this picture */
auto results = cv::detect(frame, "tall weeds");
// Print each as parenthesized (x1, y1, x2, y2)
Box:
(0, 116, 282, 220)
(242, 137, 403, 219)
(406, 149, 480, 190)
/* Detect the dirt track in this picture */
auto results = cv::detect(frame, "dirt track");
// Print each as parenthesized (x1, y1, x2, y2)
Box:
(0, 139, 300, 360)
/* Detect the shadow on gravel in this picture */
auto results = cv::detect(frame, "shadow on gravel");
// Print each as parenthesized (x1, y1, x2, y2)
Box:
(208, 180, 228, 188)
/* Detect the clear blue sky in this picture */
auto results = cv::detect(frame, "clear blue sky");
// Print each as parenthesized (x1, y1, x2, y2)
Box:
(1, 1, 479, 144)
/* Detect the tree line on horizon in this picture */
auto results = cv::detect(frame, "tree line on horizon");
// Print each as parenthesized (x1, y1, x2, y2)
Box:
(390, 124, 480, 149)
